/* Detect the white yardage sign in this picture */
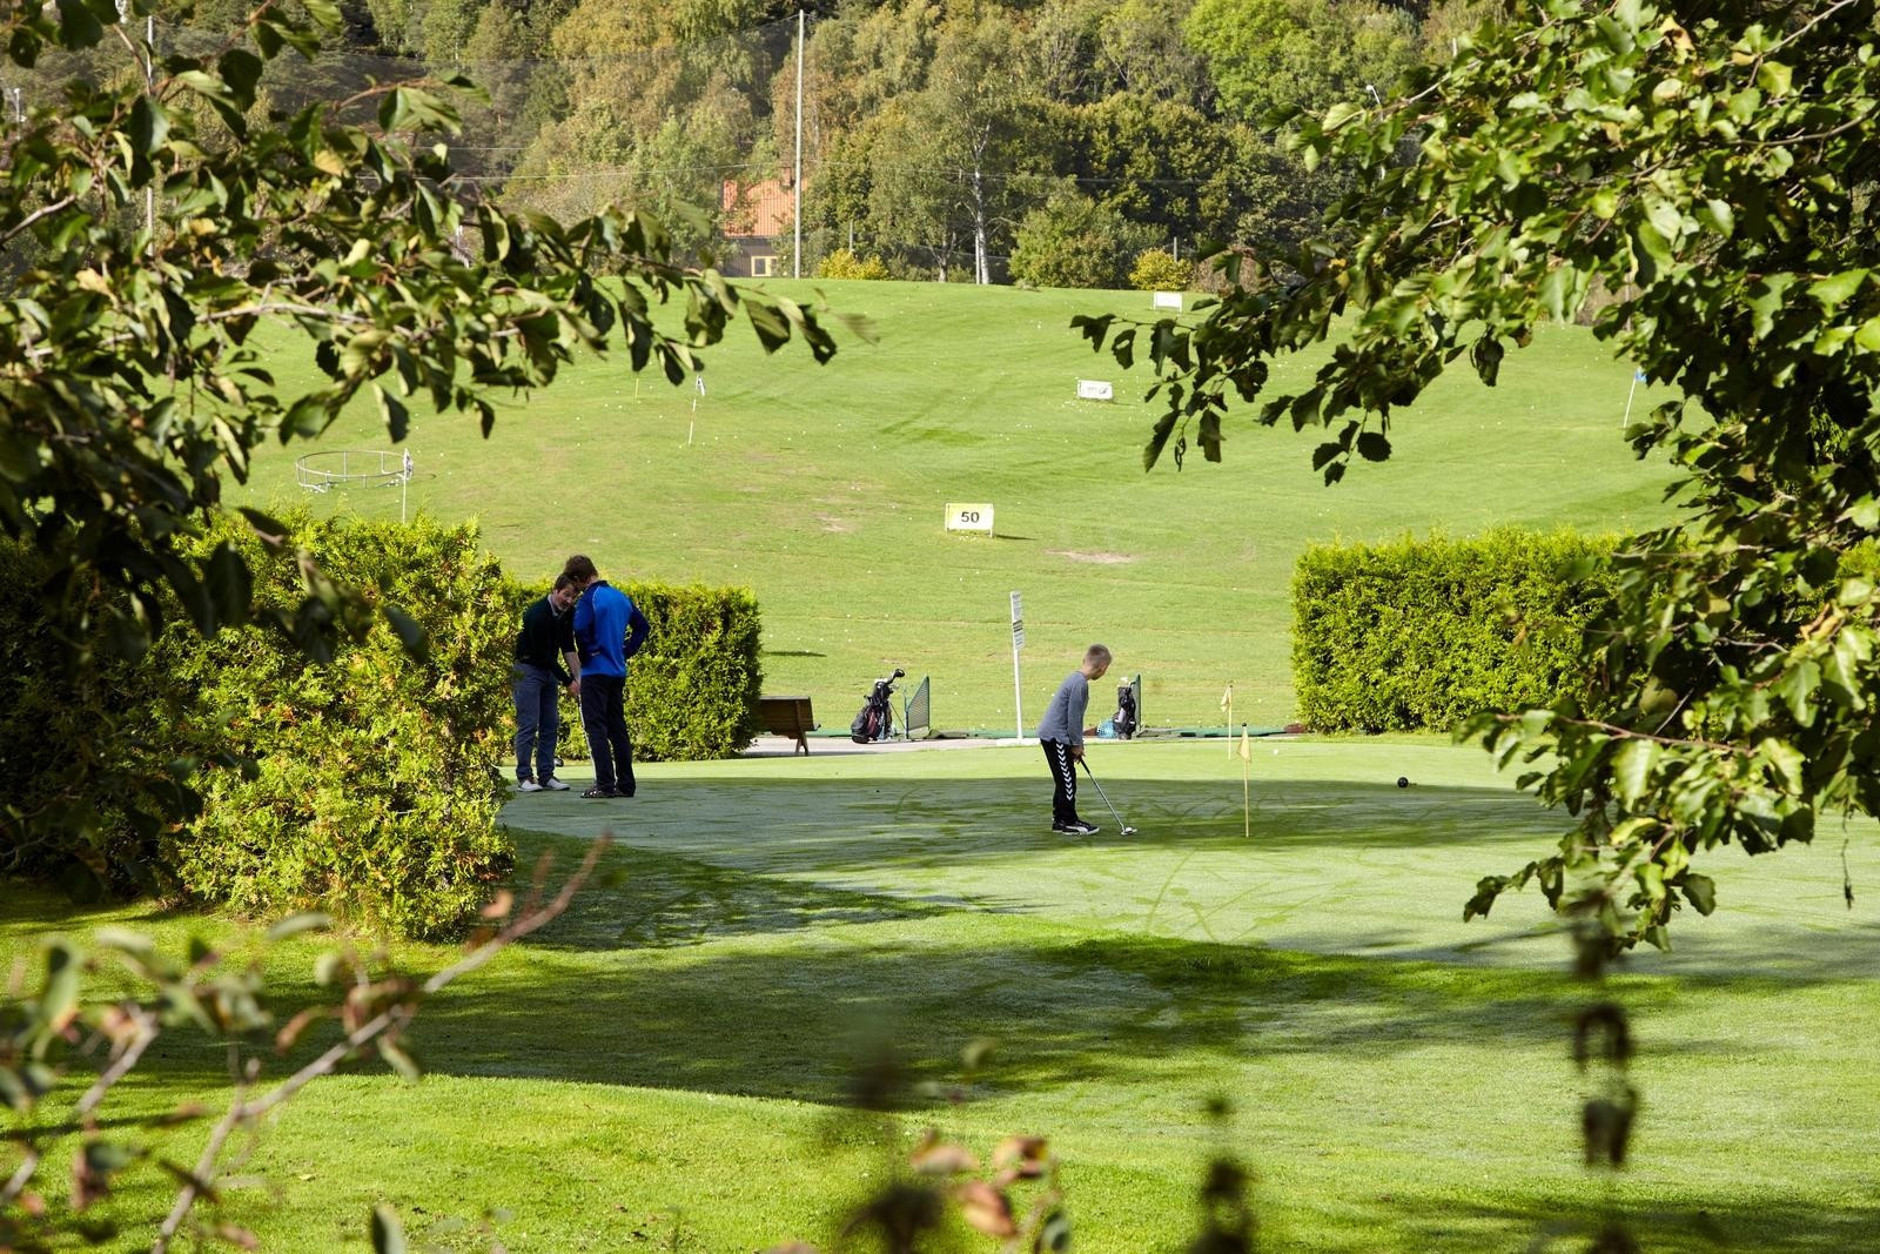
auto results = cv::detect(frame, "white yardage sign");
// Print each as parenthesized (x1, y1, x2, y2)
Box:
(1010, 590, 1025, 648)
(944, 502, 995, 533)
(1076, 380, 1114, 401)
(1153, 291, 1184, 311)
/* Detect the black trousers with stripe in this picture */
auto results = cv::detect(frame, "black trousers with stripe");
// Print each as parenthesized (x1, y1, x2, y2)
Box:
(1041, 739, 1080, 824)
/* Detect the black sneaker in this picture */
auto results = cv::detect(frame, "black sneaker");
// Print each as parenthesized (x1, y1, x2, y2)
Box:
(581, 786, 616, 799)
(1059, 820, 1100, 836)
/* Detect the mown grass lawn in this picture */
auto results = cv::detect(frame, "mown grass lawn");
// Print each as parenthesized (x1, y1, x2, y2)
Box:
(225, 280, 1679, 730)
(7, 739, 1877, 1251)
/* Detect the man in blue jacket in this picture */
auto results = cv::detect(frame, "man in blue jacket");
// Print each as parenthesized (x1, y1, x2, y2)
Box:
(564, 554, 651, 799)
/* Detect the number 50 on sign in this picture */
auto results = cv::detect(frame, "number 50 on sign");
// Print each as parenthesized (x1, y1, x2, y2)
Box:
(945, 503, 995, 533)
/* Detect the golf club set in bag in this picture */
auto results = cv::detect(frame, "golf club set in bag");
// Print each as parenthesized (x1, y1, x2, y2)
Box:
(849, 668, 904, 743)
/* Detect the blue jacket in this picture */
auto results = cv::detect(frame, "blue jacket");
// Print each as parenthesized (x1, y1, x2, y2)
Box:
(573, 581, 650, 679)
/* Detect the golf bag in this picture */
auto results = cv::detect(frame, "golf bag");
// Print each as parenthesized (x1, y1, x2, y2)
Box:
(1113, 682, 1138, 740)
(850, 668, 904, 743)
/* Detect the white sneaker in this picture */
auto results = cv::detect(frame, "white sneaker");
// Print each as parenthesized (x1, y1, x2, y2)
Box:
(541, 778, 570, 792)
(518, 779, 544, 793)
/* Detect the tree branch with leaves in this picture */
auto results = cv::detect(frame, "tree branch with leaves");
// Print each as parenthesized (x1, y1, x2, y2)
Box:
(1075, 0, 1880, 950)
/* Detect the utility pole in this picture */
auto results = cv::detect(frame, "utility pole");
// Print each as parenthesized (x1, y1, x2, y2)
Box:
(117, 0, 155, 240)
(792, 6, 804, 278)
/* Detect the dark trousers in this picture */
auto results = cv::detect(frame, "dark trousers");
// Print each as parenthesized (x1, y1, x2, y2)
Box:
(1041, 739, 1079, 824)
(580, 674, 636, 795)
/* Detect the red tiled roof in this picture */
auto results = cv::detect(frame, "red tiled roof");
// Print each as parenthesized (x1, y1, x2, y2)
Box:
(721, 176, 794, 238)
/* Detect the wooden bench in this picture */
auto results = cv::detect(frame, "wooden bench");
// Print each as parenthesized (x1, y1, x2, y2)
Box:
(756, 695, 816, 755)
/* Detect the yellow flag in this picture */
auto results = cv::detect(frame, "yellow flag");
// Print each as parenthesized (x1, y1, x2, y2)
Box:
(1238, 727, 1252, 762)
(1220, 683, 1234, 711)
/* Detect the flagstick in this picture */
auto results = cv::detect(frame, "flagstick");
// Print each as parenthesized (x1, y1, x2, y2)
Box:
(1241, 723, 1251, 840)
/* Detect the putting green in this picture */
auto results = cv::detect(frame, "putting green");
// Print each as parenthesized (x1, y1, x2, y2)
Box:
(8, 739, 1877, 1251)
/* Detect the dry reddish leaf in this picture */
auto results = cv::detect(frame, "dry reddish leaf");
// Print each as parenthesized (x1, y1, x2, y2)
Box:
(151, 1102, 207, 1128)
(215, 1223, 260, 1249)
(954, 1180, 1017, 1238)
(910, 1141, 979, 1176)
(275, 1007, 325, 1054)
(480, 890, 514, 920)
(992, 1136, 1048, 1169)
(763, 1244, 820, 1254)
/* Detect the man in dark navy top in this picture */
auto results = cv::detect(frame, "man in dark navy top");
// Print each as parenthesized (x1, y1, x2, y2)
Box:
(512, 573, 581, 793)
(564, 554, 651, 799)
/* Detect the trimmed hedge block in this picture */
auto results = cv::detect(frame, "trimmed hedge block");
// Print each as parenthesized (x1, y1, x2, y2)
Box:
(516, 579, 764, 763)
(156, 513, 518, 939)
(1293, 529, 1621, 733)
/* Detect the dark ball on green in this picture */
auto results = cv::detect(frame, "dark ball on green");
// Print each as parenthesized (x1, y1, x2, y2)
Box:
(1397, 776, 1409, 788)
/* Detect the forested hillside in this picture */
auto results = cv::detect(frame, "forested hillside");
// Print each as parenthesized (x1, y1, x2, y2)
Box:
(93, 0, 1484, 284)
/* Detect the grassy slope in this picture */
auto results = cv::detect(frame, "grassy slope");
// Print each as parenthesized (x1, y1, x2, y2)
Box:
(227, 281, 1677, 729)
(8, 741, 1877, 1251)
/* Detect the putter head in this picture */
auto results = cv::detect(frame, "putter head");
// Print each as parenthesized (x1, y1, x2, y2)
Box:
(1121, 825, 1139, 836)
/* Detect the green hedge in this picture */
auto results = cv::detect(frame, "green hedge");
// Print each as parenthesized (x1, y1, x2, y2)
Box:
(510, 579, 764, 763)
(1, 515, 516, 937)
(1292, 529, 1622, 733)
(152, 513, 517, 939)
(6, 518, 767, 933)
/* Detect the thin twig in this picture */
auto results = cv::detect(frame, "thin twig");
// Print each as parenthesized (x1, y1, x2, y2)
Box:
(1, 197, 77, 246)
(146, 840, 608, 1245)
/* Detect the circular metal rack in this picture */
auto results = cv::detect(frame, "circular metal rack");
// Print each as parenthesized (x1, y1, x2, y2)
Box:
(294, 449, 415, 521)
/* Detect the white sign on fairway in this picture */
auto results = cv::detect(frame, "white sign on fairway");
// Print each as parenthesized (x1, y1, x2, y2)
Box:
(1153, 291, 1184, 310)
(944, 502, 995, 533)
(1077, 380, 1114, 401)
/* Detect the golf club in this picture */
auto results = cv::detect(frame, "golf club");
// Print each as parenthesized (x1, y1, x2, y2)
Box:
(1079, 758, 1138, 835)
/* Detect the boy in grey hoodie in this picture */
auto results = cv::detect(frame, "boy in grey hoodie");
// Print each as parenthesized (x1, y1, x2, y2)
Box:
(1037, 644, 1112, 834)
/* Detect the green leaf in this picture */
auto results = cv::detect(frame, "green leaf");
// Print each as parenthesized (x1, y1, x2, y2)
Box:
(218, 49, 264, 109)
(1808, 269, 1868, 312)
(41, 940, 81, 1028)
(1680, 873, 1717, 916)
(129, 95, 169, 158)
(1644, 195, 1684, 244)
(1774, 659, 1820, 726)
(1759, 737, 1806, 790)
(237, 507, 294, 548)
(371, 1204, 408, 1254)
(265, 912, 333, 941)
(384, 605, 430, 661)
(1612, 738, 1658, 807)
(54, 0, 104, 49)
(1757, 61, 1792, 96)
(373, 385, 409, 443)
(1745, 274, 1795, 338)
(1355, 432, 1391, 462)
(1697, 198, 1734, 238)
(301, 0, 342, 30)
(1322, 101, 1364, 132)
(744, 300, 791, 353)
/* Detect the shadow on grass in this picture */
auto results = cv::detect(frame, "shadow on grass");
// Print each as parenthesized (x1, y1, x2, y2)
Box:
(1381, 1192, 1880, 1254)
(409, 918, 1588, 1102)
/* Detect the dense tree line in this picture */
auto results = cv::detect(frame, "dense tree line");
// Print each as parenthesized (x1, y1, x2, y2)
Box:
(113, 0, 1483, 285)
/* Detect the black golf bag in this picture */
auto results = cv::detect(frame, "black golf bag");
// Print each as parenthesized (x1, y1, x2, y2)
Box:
(1113, 682, 1138, 740)
(850, 668, 904, 743)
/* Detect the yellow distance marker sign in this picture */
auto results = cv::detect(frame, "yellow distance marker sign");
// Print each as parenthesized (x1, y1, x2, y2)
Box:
(944, 503, 995, 534)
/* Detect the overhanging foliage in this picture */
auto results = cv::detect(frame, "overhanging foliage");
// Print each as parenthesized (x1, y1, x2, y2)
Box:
(1077, 0, 1880, 949)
